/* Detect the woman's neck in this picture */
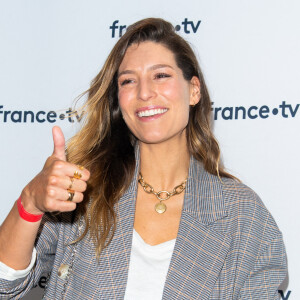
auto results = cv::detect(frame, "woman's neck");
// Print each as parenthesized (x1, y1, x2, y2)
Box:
(138, 138, 190, 191)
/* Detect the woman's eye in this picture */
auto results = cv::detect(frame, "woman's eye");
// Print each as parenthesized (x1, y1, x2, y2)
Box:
(120, 79, 133, 86)
(155, 73, 171, 79)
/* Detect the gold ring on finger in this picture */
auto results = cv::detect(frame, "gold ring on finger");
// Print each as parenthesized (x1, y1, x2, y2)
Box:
(67, 191, 75, 201)
(73, 170, 82, 179)
(68, 177, 74, 190)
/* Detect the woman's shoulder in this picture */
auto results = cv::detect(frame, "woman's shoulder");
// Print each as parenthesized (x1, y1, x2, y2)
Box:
(221, 176, 282, 241)
(222, 176, 262, 205)
(189, 158, 281, 238)
(221, 176, 268, 211)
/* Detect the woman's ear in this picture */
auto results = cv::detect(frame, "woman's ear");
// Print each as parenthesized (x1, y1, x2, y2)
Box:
(189, 76, 201, 106)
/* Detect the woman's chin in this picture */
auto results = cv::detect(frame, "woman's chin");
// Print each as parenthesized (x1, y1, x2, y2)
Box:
(137, 134, 168, 145)
(137, 133, 184, 146)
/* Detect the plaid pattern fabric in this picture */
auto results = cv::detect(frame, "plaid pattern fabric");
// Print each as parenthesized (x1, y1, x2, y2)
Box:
(0, 153, 287, 299)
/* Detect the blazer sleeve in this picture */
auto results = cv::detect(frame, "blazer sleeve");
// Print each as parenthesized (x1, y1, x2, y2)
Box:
(0, 212, 62, 299)
(238, 232, 287, 300)
(221, 178, 288, 300)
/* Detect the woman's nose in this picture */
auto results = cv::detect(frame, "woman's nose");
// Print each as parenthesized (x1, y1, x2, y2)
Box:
(137, 78, 156, 101)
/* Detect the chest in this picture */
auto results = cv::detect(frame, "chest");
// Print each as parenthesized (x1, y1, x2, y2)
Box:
(133, 185, 184, 245)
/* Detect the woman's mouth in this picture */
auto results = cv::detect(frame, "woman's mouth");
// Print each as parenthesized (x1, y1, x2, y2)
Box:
(137, 108, 168, 118)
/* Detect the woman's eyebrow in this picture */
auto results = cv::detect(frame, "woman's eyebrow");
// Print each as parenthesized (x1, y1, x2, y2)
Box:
(148, 64, 174, 71)
(118, 70, 135, 79)
(118, 64, 174, 79)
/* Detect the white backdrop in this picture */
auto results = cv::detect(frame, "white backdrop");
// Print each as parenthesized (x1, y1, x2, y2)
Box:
(0, 1, 298, 299)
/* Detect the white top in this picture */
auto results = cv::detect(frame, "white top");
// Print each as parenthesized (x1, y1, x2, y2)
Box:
(124, 229, 176, 300)
(0, 248, 36, 281)
(0, 230, 176, 300)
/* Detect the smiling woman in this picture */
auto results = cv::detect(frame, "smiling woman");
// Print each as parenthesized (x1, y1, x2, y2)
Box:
(0, 18, 287, 300)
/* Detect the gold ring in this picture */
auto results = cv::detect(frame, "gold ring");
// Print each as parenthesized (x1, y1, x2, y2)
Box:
(67, 191, 75, 201)
(68, 177, 74, 190)
(73, 170, 82, 179)
(77, 165, 84, 170)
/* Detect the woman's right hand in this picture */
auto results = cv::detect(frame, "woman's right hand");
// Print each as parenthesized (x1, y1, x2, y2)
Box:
(20, 126, 90, 215)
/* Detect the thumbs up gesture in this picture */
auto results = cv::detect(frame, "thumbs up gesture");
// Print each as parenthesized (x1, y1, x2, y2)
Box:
(20, 126, 90, 215)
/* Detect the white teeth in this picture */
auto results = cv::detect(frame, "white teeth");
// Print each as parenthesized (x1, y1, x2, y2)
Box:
(137, 108, 168, 117)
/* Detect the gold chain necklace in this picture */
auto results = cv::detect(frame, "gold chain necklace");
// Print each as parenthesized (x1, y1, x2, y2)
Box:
(138, 172, 187, 214)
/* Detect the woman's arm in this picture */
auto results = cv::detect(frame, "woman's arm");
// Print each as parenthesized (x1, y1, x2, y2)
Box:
(0, 126, 89, 271)
(238, 233, 287, 300)
(0, 201, 41, 270)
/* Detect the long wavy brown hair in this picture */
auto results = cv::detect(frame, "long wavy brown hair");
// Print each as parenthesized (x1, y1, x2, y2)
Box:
(67, 18, 234, 255)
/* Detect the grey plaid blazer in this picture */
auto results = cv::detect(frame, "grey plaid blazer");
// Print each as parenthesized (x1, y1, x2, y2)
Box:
(0, 154, 287, 299)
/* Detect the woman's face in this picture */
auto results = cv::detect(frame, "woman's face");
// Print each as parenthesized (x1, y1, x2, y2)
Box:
(117, 41, 200, 145)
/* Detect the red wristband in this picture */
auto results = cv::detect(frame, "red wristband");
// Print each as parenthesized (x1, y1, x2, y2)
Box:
(17, 196, 44, 222)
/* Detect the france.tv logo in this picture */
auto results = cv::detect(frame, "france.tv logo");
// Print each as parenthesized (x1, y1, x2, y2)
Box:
(109, 18, 201, 38)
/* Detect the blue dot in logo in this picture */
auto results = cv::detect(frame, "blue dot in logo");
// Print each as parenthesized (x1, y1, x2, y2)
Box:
(175, 25, 181, 31)
(272, 108, 278, 115)
(59, 114, 65, 120)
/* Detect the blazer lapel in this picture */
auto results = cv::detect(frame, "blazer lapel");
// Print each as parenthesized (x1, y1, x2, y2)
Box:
(162, 156, 231, 300)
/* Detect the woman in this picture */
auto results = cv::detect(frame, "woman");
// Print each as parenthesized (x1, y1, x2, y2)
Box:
(0, 18, 287, 299)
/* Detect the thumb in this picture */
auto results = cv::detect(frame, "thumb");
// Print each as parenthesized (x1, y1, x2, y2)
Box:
(52, 126, 66, 161)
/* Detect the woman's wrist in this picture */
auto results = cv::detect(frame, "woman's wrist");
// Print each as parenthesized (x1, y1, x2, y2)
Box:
(16, 196, 44, 222)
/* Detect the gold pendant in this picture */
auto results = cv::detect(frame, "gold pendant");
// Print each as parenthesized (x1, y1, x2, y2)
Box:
(155, 202, 166, 214)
